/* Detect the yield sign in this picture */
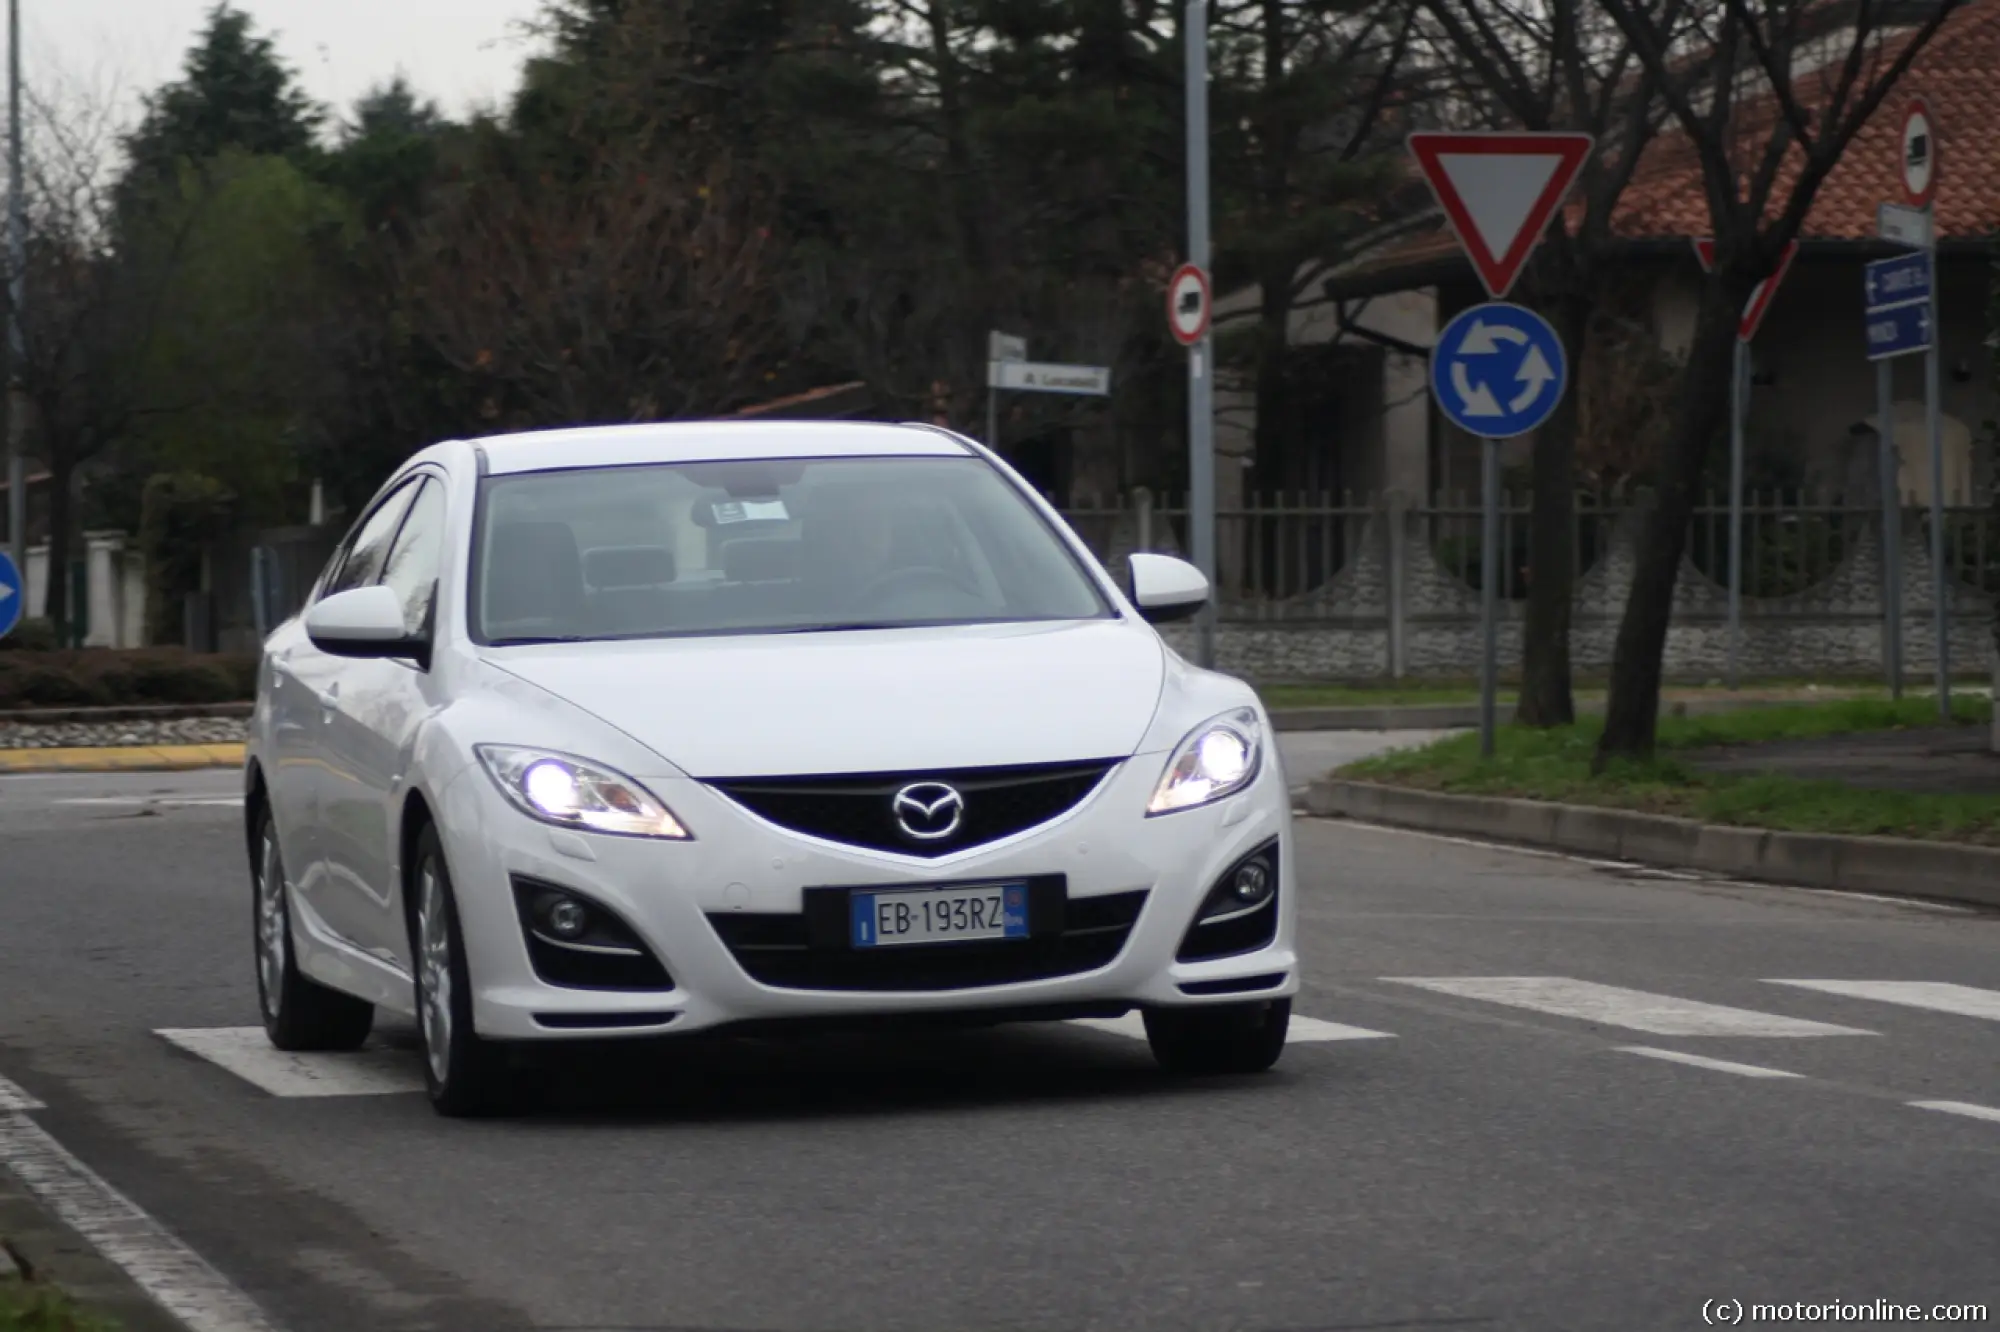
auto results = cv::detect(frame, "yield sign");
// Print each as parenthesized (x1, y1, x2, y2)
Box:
(1693, 238, 1800, 342)
(1406, 131, 1595, 299)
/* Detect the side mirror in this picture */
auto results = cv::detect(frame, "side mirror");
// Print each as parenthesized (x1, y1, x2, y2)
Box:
(1127, 553, 1208, 624)
(306, 585, 426, 663)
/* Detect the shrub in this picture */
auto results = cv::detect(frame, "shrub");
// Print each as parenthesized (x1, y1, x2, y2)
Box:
(0, 648, 258, 710)
(0, 617, 59, 652)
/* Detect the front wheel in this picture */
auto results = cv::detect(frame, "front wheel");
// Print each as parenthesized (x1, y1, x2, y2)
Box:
(252, 807, 374, 1051)
(410, 823, 520, 1118)
(1143, 998, 1290, 1076)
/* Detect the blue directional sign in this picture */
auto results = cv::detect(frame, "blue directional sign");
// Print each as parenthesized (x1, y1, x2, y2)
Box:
(1430, 301, 1568, 439)
(1864, 251, 1931, 310)
(0, 550, 21, 640)
(1866, 300, 1933, 361)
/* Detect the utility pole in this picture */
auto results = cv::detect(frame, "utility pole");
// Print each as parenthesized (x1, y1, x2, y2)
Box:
(1185, 0, 1215, 668)
(5, 0, 24, 580)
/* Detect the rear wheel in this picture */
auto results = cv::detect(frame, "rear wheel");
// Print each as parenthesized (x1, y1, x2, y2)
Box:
(252, 806, 374, 1051)
(411, 823, 520, 1118)
(1143, 998, 1290, 1076)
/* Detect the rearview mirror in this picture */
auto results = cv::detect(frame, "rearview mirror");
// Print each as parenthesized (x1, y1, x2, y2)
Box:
(306, 585, 426, 663)
(1127, 553, 1208, 624)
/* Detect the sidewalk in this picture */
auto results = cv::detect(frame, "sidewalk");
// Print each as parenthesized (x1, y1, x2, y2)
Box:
(0, 745, 244, 775)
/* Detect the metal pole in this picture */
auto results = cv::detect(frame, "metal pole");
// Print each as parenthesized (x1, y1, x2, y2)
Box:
(986, 386, 998, 451)
(1876, 358, 1902, 699)
(6, 0, 25, 580)
(1925, 281, 1948, 717)
(1726, 337, 1746, 690)
(1185, 0, 1215, 669)
(1479, 439, 1498, 758)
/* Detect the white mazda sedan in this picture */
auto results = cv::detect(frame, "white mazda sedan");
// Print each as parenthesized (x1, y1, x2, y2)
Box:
(245, 421, 1298, 1116)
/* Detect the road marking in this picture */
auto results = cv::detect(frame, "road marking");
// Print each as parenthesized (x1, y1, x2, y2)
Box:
(1381, 977, 1874, 1037)
(0, 1080, 45, 1111)
(1070, 1014, 1394, 1042)
(0, 1075, 282, 1332)
(155, 1028, 425, 1097)
(1766, 980, 2000, 1023)
(1909, 1100, 2000, 1125)
(1614, 1046, 1801, 1079)
(52, 796, 244, 808)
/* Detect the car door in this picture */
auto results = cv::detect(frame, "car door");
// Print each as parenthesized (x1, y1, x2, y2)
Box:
(280, 478, 422, 954)
(317, 474, 450, 971)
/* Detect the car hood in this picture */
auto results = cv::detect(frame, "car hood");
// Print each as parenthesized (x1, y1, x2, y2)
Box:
(481, 619, 1166, 778)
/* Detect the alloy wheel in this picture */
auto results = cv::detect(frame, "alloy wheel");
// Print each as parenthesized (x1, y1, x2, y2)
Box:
(417, 864, 454, 1085)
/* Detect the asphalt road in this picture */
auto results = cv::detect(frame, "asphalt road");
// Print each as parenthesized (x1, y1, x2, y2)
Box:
(2, 744, 1997, 1332)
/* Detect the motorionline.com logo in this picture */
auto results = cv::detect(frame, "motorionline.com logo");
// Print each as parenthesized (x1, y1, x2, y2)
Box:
(1751, 1303, 1988, 1322)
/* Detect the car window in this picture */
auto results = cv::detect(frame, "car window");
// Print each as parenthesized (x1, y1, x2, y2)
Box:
(323, 481, 420, 599)
(470, 455, 1111, 644)
(378, 477, 447, 635)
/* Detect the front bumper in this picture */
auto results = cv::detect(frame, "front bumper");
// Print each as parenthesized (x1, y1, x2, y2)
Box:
(433, 752, 1298, 1040)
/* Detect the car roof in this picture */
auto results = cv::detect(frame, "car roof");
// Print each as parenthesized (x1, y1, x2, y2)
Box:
(464, 420, 978, 477)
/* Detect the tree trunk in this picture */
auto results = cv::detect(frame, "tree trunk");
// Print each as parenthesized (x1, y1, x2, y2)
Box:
(42, 460, 74, 647)
(1514, 285, 1591, 727)
(1593, 280, 1744, 767)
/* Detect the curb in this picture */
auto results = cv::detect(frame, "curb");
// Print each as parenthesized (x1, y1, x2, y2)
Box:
(0, 702, 254, 725)
(1303, 778, 2000, 912)
(0, 744, 245, 775)
(1268, 692, 1898, 732)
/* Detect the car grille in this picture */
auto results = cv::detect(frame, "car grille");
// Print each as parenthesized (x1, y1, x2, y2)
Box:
(706, 759, 1120, 856)
(705, 881, 1148, 992)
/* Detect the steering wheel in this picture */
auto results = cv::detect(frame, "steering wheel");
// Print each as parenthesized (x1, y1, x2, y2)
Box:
(856, 564, 978, 607)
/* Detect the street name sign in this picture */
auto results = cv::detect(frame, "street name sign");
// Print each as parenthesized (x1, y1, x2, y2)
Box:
(989, 360, 1112, 396)
(1406, 131, 1594, 299)
(1864, 251, 1934, 361)
(988, 331, 1027, 363)
(1878, 201, 1934, 251)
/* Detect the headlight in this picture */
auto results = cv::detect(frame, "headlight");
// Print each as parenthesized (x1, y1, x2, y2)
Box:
(1146, 707, 1263, 815)
(475, 745, 692, 839)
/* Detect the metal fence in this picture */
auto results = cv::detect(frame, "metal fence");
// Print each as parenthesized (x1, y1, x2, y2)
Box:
(1056, 487, 2000, 622)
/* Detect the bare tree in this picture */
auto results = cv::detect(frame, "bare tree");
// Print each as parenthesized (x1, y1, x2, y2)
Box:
(5, 83, 196, 643)
(396, 153, 791, 427)
(1589, 0, 1965, 764)
(1415, 0, 1692, 725)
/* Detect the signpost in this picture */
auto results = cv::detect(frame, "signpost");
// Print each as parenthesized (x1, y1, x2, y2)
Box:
(985, 330, 1027, 448)
(1693, 237, 1798, 690)
(0, 548, 21, 641)
(1408, 130, 1592, 756)
(1867, 96, 1947, 718)
(1185, 1, 1216, 668)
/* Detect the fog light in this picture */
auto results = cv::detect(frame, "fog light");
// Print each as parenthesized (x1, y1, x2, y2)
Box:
(545, 897, 590, 939)
(1231, 861, 1272, 906)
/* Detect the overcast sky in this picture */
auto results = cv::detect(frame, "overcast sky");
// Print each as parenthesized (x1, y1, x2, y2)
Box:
(22, 0, 548, 132)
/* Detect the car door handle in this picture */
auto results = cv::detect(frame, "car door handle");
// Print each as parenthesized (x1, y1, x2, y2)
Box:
(319, 680, 340, 721)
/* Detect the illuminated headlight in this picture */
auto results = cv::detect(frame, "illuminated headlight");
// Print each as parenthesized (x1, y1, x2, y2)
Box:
(475, 746, 692, 839)
(1146, 707, 1263, 815)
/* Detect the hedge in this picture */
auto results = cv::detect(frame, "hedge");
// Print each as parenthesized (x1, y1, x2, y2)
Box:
(0, 646, 258, 709)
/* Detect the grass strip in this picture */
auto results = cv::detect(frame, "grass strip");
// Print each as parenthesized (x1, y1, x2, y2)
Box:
(1340, 696, 2000, 845)
(0, 1278, 116, 1332)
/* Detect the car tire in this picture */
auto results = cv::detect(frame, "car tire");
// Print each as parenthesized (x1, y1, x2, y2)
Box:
(410, 823, 520, 1118)
(1142, 998, 1290, 1076)
(252, 805, 375, 1052)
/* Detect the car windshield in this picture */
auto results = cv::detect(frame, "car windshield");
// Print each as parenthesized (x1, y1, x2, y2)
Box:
(470, 455, 1113, 644)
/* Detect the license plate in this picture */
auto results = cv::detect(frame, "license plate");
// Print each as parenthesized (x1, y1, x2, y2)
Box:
(850, 882, 1030, 948)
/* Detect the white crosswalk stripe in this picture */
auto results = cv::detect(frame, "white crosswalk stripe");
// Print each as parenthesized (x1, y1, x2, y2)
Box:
(1614, 1047, 1801, 1079)
(1909, 1100, 2000, 1125)
(1382, 977, 1874, 1037)
(155, 1028, 424, 1098)
(1766, 981, 2000, 1023)
(1069, 1014, 1394, 1043)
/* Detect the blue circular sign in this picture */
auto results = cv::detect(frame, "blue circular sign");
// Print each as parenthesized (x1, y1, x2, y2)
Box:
(1430, 301, 1568, 440)
(0, 550, 20, 640)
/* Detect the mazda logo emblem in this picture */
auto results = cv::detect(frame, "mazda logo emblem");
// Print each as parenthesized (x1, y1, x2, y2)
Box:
(892, 782, 964, 841)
